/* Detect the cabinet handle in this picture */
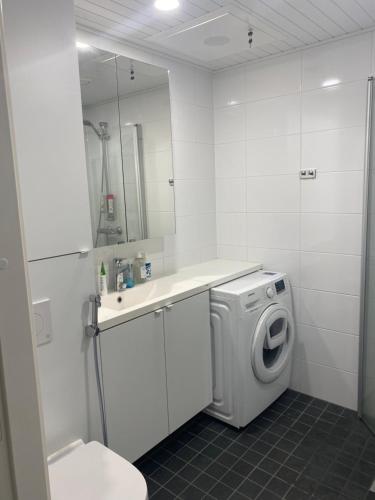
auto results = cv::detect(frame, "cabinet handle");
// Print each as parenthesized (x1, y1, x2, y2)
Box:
(165, 304, 173, 311)
(154, 309, 163, 317)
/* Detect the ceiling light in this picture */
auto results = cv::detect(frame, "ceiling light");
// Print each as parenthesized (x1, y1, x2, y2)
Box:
(76, 41, 91, 50)
(322, 78, 341, 88)
(154, 0, 179, 11)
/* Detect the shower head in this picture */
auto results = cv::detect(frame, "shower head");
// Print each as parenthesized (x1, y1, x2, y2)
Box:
(83, 119, 110, 140)
(83, 119, 102, 139)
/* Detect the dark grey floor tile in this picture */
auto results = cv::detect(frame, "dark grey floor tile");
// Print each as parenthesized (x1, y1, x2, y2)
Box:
(216, 451, 238, 468)
(258, 457, 281, 475)
(179, 484, 206, 499)
(193, 472, 217, 492)
(231, 458, 254, 477)
(150, 465, 173, 485)
(190, 452, 213, 470)
(237, 478, 262, 498)
(163, 455, 186, 473)
(276, 465, 300, 484)
(257, 488, 282, 500)
(205, 461, 229, 480)
(242, 448, 264, 465)
(209, 481, 235, 499)
(266, 476, 290, 496)
(179, 463, 202, 482)
(201, 443, 224, 460)
(248, 466, 272, 487)
(151, 487, 176, 499)
(220, 469, 244, 489)
(165, 474, 190, 495)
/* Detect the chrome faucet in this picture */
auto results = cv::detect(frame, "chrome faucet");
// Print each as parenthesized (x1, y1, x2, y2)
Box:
(113, 258, 129, 292)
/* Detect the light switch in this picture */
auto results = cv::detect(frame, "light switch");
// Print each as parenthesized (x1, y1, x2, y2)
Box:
(32, 298, 53, 346)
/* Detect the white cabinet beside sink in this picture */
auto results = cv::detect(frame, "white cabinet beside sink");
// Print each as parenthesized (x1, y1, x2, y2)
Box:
(99, 291, 212, 462)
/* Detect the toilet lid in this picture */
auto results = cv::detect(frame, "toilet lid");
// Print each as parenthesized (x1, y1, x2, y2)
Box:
(48, 441, 148, 500)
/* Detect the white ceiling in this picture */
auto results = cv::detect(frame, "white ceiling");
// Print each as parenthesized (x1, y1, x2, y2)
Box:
(75, 0, 375, 70)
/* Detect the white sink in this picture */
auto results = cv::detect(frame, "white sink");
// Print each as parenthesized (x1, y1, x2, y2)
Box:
(100, 277, 203, 311)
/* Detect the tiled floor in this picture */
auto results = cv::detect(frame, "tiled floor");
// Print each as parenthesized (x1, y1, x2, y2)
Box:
(135, 390, 375, 500)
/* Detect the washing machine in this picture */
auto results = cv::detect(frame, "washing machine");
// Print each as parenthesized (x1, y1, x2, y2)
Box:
(206, 270, 295, 428)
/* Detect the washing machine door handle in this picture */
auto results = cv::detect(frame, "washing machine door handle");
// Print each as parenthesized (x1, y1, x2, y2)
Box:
(264, 309, 288, 350)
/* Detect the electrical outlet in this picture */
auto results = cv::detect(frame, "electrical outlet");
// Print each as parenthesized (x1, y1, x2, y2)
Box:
(300, 169, 317, 179)
(32, 298, 53, 346)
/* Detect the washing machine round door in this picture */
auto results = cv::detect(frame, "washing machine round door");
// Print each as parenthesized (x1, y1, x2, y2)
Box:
(251, 304, 295, 383)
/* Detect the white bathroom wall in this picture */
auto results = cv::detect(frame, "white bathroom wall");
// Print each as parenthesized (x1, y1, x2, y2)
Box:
(214, 33, 373, 409)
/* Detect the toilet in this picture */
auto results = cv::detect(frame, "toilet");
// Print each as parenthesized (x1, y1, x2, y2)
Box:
(48, 440, 148, 500)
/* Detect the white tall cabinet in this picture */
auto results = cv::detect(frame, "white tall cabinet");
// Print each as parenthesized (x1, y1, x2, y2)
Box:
(2, 0, 92, 261)
(100, 291, 212, 462)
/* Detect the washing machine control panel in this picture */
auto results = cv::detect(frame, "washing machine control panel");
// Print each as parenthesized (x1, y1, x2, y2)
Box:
(266, 287, 274, 298)
(275, 280, 286, 294)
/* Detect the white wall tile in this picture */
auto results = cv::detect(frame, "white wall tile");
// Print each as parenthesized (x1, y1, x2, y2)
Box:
(217, 213, 246, 246)
(302, 127, 365, 173)
(302, 81, 367, 133)
(216, 178, 246, 213)
(301, 171, 363, 214)
(247, 248, 300, 287)
(169, 62, 197, 105)
(301, 213, 362, 255)
(215, 141, 246, 179)
(299, 288, 360, 335)
(300, 252, 361, 295)
(302, 33, 372, 91)
(247, 135, 300, 176)
(175, 215, 200, 253)
(195, 105, 214, 144)
(245, 54, 301, 101)
(198, 213, 216, 248)
(247, 213, 299, 250)
(217, 244, 247, 261)
(211, 34, 369, 410)
(295, 324, 358, 372)
(247, 175, 300, 212)
(291, 359, 357, 409)
(173, 142, 214, 180)
(246, 94, 300, 139)
(171, 100, 196, 142)
(195, 69, 213, 108)
(215, 104, 246, 144)
(213, 67, 246, 108)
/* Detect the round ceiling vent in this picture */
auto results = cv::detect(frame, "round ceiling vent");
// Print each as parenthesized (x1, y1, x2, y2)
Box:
(204, 35, 230, 46)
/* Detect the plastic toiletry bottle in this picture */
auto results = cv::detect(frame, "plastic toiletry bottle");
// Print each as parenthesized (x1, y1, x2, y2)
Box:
(145, 259, 152, 281)
(133, 252, 147, 284)
(126, 263, 135, 288)
(99, 262, 108, 296)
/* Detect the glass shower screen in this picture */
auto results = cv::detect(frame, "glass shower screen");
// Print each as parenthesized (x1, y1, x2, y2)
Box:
(360, 77, 375, 432)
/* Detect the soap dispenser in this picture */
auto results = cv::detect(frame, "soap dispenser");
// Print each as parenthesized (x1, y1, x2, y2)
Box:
(133, 252, 147, 284)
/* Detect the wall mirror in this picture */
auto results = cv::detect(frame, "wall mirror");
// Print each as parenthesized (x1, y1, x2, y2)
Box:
(78, 47, 175, 247)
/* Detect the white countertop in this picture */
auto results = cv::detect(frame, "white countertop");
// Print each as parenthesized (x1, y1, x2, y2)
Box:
(98, 259, 261, 330)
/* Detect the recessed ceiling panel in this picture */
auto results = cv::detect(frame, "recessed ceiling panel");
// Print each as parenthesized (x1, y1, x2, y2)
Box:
(148, 11, 275, 63)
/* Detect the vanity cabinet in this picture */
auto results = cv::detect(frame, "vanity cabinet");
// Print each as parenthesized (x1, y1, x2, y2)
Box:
(164, 292, 212, 433)
(100, 291, 212, 462)
(100, 310, 169, 463)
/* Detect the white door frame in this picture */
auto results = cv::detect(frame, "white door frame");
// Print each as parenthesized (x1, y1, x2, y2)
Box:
(0, 13, 50, 500)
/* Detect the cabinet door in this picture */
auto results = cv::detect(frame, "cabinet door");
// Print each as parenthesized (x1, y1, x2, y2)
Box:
(100, 311, 168, 462)
(164, 292, 212, 432)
